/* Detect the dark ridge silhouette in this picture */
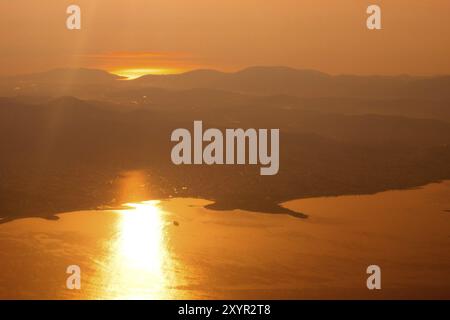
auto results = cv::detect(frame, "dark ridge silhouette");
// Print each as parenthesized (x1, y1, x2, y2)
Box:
(0, 92, 449, 222)
(133, 66, 450, 100)
(9, 68, 125, 83)
(0, 66, 449, 222)
(1, 67, 450, 102)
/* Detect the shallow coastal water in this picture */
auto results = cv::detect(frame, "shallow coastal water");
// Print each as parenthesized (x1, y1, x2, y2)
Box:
(0, 181, 449, 299)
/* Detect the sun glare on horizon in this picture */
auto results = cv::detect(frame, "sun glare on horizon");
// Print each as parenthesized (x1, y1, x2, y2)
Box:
(111, 68, 185, 80)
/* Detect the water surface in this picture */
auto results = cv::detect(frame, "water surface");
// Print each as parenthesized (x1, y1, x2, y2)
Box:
(0, 181, 449, 299)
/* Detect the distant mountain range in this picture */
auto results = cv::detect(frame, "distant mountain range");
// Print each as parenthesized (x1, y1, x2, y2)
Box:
(1, 93, 450, 221)
(0, 66, 450, 221)
(1, 66, 450, 100)
(1, 66, 449, 122)
(6, 68, 125, 83)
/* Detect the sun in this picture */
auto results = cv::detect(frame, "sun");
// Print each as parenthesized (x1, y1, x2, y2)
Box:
(111, 68, 184, 80)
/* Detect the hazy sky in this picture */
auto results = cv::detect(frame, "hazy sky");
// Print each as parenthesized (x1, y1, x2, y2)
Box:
(1, 0, 449, 77)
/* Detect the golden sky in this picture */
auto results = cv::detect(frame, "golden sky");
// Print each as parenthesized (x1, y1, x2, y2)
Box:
(0, 0, 449, 76)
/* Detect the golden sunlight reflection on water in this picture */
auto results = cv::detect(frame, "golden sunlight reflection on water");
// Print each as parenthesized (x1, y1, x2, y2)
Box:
(99, 200, 175, 299)
(0, 181, 450, 299)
